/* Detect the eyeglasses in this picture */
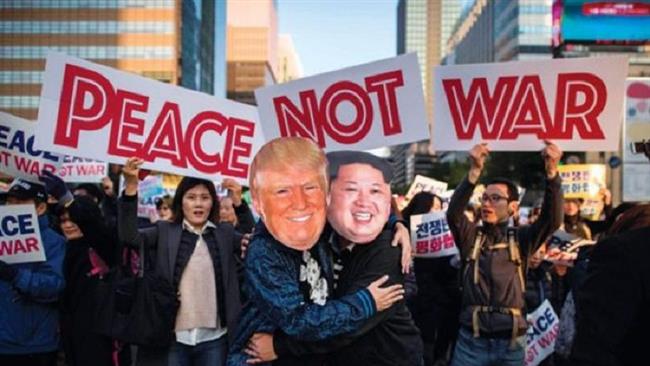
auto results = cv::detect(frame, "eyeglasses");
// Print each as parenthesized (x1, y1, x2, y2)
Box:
(480, 194, 509, 204)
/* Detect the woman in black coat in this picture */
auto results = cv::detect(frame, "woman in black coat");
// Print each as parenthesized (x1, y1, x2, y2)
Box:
(57, 195, 123, 366)
(118, 158, 243, 366)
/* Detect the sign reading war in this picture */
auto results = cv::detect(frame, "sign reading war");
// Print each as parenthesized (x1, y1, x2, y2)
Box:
(432, 56, 628, 151)
(255, 53, 429, 151)
(0, 204, 46, 264)
(35, 52, 264, 184)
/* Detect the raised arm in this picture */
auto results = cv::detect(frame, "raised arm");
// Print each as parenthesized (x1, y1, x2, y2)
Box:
(117, 157, 157, 249)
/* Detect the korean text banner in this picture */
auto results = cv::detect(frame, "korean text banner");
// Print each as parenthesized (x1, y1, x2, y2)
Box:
(35, 51, 264, 184)
(409, 211, 459, 259)
(432, 56, 628, 151)
(558, 164, 606, 199)
(255, 53, 429, 151)
(0, 204, 46, 264)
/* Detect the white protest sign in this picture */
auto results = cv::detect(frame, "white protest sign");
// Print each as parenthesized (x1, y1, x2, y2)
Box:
(623, 163, 650, 202)
(35, 51, 264, 185)
(525, 300, 559, 366)
(409, 211, 459, 258)
(405, 175, 448, 201)
(255, 53, 429, 151)
(0, 204, 46, 264)
(59, 156, 108, 183)
(0, 111, 63, 182)
(433, 56, 628, 151)
(623, 78, 650, 164)
(1, 111, 109, 183)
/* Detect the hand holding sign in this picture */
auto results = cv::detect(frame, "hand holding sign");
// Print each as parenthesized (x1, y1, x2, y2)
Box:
(123, 157, 144, 196)
(469, 143, 489, 184)
(222, 178, 243, 207)
(542, 140, 562, 179)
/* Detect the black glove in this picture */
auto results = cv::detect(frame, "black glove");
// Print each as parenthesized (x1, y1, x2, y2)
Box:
(0, 260, 18, 282)
(39, 169, 70, 200)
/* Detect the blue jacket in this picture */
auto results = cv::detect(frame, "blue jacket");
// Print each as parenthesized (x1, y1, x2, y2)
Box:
(0, 214, 66, 354)
(227, 223, 376, 366)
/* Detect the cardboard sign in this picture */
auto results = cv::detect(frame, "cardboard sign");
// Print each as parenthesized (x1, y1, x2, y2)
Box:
(59, 156, 108, 183)
(623, 78, 650, 164)
(410, 211, 459, 258)
(623, 163, 650, 202)
(255, 53, 429, 151)
(433, 56, 628, 151)
(525, 300, 559, 366)
(405, 175, 448, 202)
(0, 111, 63, 181)
(0, 204, 46, 264)
(558, 164, 606, 199)
(36, 52, 264, 184)
(1, 111, 110, 183)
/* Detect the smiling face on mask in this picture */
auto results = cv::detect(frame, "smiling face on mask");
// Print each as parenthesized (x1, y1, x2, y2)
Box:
(327, 163, 392, 244)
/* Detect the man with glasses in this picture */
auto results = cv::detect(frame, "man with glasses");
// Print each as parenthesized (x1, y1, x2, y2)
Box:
(447, 141, 563, 366)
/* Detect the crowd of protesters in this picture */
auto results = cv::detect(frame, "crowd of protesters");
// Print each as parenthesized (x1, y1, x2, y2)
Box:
(1, 138, 649, 366)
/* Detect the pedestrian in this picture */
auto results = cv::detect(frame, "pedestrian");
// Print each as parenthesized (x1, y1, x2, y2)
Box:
(0, 179, 66, 366)
(447, 141, 563, 366)
(118, 158, 243, 366)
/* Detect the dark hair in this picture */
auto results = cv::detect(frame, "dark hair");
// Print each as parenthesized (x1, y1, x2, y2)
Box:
(155, 194, 173, 210)
(486, 177, 519, 202)
(172, 177, 219, 225)
(401, 191, 442, 227)
(56, 195, 114, 262)
(606, 203, 650, 236)
(73, 183, 104, 203)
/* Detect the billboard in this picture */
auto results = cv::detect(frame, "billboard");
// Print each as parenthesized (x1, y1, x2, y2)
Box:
(557, 1, 650, 45)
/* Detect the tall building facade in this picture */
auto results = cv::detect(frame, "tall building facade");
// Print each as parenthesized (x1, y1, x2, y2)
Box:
(226, 0, 278, 105)
(495, 0, 553, 62)
(0, 0, 227, 120)
(393, 0, 462, 188)
(277, 34, 303, 83)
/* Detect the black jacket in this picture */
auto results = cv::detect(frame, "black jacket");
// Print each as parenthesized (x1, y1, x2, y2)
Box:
(118, 194, 243, 365)
(274, 229, 423, 366)
(446, 175, 562, 335)
(570, 227, 650, 366)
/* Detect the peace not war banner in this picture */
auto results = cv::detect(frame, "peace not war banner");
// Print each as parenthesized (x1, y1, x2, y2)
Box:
(0, 111, 107, 183)
(35, 51, 265, 185)
(0, 204, 46, 264)
(409, 211, 459, 259)
(525, 300, 559, 366)
(255, 53, 429, 152)
(433, 56, 628, 151)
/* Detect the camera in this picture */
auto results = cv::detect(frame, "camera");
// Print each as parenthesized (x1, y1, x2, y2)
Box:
(631, 141, 650, 159)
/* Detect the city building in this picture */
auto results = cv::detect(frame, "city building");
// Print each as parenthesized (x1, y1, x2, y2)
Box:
(0, 0, 227, 120)
(226, 0, 278, 105)
(393, 0, 462, 188)
(277, 34, 303, 83)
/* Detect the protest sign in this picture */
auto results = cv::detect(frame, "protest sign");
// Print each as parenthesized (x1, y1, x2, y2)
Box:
(0, 111, 62, 181)
(623, 78, 650, 164)
(255, 53, 428, 151)
(36, 51, 264, 184)
(136, 175, 165, 219)
(1, 111, 109, 183)
(623, 163, 650, 202)
(544, 229, 595, 266)
(580, 197, 604, 221)
(0, 204, 46, 264)
(558, 164, 606, 199)
(525, 300, 559, 366)
(433, 56, 628, 151)
(59, 156, 107, 183)
(405, 175, 448, 202)
(410, 211, 459, 258)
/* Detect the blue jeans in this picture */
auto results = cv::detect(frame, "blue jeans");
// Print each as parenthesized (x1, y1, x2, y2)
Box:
(450, 327, 525, 366)
(168, 336, 227, 366)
